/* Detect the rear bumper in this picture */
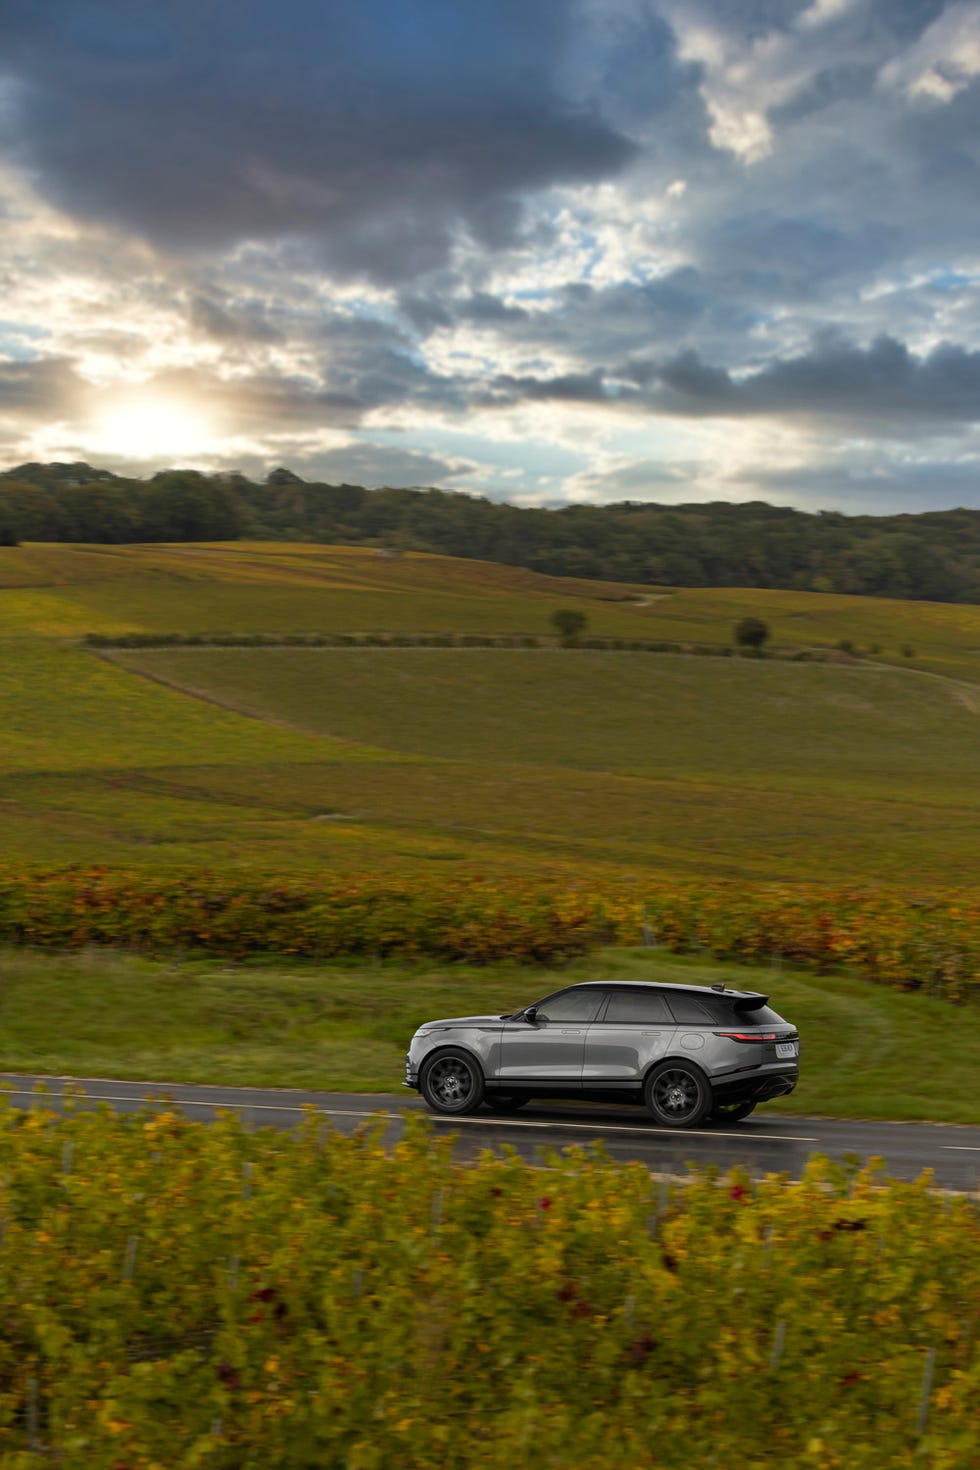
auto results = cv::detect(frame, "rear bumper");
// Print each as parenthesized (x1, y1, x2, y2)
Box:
(711, 1070, 798, 1105)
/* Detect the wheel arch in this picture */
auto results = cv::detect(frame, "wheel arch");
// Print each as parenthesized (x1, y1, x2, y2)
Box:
(641, 1053, 711, 1087)
(420, 1042, 486, 1079)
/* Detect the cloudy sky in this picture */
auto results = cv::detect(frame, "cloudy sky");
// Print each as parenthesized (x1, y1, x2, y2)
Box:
(1, 0, 979, 512)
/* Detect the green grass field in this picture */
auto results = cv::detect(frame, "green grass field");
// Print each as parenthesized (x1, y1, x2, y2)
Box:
(3, 540, 980, 884)
(0, 945, 975, 1123)
(5, 540, 980, 676)
(4, 539, 980, 1114)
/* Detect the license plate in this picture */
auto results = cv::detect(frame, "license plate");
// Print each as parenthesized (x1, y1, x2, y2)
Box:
(776, 1042, 798, 1059)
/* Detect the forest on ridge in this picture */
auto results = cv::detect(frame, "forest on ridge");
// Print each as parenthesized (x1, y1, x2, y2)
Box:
(3, 459, 980, 603)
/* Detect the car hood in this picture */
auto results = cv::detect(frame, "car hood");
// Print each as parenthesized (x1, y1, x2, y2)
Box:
(418, 1014, 507, 1031)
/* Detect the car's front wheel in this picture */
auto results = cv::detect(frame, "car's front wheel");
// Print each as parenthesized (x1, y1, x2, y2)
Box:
(644, 1062, 712, 1128)
(420, 1050, 485, 1115)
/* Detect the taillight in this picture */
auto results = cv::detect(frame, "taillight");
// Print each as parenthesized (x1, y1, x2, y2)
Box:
(714, 1031, 778, 1042)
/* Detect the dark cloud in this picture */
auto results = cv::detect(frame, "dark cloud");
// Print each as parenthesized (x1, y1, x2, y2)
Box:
(745, 454, 980, 514)
(485, 334, 980, 429)
(0, 357, 90, 419)
(565, 458, 697, 503)
(0, 0, 638, 282)
(286, 440, 468, 489)
(868, 0, 947, 44)
(694, 211, 902, 308)
(398, 269, 756, 369)
(770, 64, 879, 127)
(187, 293, 283, 346)
(738, 334, 980, 421)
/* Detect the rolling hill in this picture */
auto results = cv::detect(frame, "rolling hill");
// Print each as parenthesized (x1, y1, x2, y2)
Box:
(2, 540, 980, 886)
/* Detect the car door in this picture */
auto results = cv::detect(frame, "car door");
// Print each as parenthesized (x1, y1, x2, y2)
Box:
(497, 987, 604, 1083)
(582, 987, 676, 1085)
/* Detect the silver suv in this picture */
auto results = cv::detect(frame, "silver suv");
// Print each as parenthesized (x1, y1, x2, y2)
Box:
(405, 980, 799, 1127)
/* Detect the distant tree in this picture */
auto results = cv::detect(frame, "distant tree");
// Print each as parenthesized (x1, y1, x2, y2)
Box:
(734, 616, 770, 652)
(551, 608, 588, 645)
(137, 472, 242, 541)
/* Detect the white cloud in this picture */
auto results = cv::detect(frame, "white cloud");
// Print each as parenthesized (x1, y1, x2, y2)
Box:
(880, 3, 980, 104)
(797, 0, 856, 32)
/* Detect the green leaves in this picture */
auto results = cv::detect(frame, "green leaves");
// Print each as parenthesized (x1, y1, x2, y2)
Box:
(0, 1105, 976, 1465)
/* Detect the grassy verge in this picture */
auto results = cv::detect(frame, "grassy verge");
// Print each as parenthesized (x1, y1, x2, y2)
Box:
(1, 946, 977, 1123)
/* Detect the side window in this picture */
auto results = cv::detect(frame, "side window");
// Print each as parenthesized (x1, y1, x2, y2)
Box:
(601, 990, 673, 1024)
(665, 994, 716, 1025)
(535, 989, 603, 1023)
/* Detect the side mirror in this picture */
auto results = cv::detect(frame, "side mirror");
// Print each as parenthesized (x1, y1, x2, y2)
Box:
(523, 1005, 538, 1025)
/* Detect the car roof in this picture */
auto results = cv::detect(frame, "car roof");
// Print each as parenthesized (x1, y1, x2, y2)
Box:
(563, 980, 766, 1000)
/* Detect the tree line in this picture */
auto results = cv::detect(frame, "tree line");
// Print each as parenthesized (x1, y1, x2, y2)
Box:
(3, 459, 980, 603)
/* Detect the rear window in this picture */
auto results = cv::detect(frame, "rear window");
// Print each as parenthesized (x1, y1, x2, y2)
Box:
(600, 990, 673, 1024)
(664, 994, 786, 1027)
(729, 1002, 784, 1027)
(664, 994, 717, 1025)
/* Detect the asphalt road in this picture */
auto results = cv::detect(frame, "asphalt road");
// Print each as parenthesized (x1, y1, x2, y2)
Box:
(3, 1072, 979, 1190)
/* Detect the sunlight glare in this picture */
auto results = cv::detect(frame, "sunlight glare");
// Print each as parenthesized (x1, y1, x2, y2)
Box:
(89, 397, 218, 460)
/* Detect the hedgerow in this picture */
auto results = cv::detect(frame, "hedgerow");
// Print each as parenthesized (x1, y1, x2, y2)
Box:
(0, 868, 602, 965)
(0, 1102, 976, 1467)
(83, 630, 853, 661)
(1, 866, 979, 996)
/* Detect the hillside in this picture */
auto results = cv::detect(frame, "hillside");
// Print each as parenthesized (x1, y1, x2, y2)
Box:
(4, 462, 980, 602)
(2, 540, 980, 887)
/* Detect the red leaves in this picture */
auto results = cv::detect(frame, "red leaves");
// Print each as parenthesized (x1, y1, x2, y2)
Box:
(556, 1279, 594, 1319)
(627, 1334, 659, 1364)
(216, 1361, 241, 1390)
(248, 1285, 288, 1323)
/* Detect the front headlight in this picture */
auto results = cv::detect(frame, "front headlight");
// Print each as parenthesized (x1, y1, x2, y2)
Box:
(414, 1027, 436, 1038)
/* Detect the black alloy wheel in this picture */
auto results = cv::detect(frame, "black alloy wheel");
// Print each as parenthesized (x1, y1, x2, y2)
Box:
(709, 1099, 756, 1123)
(420, 1051, 485, 1115)
(644, 1062, 712, 1128)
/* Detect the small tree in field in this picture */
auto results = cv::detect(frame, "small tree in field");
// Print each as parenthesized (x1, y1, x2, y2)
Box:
(734, 616, 770, 653)
(550, 608, 589, 645)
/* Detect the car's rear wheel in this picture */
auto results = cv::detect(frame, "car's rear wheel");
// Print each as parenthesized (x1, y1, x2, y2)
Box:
(420, 1050, 485, 1115)
(709, 1099, 756, 1123)
(484, 1092, 529, 1113)
(644, 1062, 712, 1128)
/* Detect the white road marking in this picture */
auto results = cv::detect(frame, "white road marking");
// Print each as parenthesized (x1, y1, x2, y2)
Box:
(2, 1089, 820, 1141)
(939, 1145, 980, 1152)
(433, 1116, 821, 1142)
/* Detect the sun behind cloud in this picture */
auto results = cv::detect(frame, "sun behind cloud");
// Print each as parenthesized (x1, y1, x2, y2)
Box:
(88, 395, 219, 461)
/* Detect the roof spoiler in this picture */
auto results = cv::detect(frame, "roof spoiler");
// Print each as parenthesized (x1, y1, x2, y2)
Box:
(733, 993, 768, 1011)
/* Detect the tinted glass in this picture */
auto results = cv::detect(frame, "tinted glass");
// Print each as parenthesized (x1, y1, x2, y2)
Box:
(664, 994, 716, 1025)
(535, 989, 603, 1023)
(730, 1003, 785, 1027)
(601, 990, 673, 1024)
(663, 993, 788, 1026)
